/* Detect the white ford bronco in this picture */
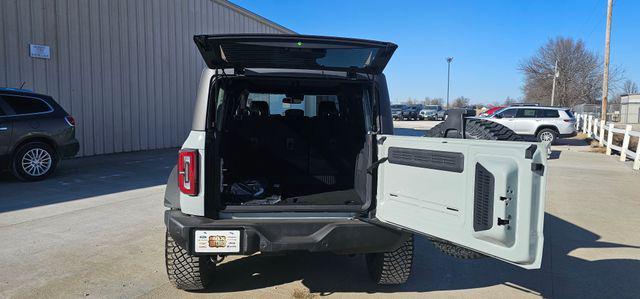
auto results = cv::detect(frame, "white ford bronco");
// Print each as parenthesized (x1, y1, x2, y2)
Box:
(164, 34, 547, 290)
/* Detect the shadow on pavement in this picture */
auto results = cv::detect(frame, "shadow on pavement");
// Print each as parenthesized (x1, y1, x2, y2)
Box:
(549, 150, 562, 159)
(554, 137, 590, 147)
(0, 148, 177, 213)
(202, 213, 640, 297)
(394, 128, 427, 136)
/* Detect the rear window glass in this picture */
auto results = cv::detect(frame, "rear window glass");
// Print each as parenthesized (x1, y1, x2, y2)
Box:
(247, 93, 339, 117)
(220, 42, 380, 70)
(536, 109, 559, 118)
(564, 110, 575, 118)
(2, 95, 51, 114)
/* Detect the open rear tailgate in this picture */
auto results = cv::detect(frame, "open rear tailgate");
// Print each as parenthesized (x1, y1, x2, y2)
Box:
(193, 34, 397, 74)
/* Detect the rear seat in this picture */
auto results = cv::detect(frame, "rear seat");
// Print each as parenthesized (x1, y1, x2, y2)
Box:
(229, 100, 356, 195)
(231, 101, 271, 178)
(273, 109, 310, 179)
(310, 102, 343, 175)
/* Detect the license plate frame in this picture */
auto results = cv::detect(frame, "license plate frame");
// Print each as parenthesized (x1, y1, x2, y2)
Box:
(193, 229, 241, 253)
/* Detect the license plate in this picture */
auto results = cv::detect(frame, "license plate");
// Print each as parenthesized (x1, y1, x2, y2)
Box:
(194, 230, 240, 253)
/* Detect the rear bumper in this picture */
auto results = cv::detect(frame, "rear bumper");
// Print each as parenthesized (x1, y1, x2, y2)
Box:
(559, 131, 577, 138)
(59, 139, 80, 158)
(165, 210, 409, 255)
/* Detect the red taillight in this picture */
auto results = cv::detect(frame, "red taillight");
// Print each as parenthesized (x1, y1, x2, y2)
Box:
(563, 119, 575, 123)
(64, 115, 76, 126)
(178, 149, 198, 196)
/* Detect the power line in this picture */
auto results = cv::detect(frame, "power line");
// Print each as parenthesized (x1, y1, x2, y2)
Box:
(586, 0, 617, 43)
(581, 0, 602, 32)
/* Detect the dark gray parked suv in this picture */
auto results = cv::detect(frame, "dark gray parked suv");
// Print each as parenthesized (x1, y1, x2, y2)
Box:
(0, 88, 79, 181)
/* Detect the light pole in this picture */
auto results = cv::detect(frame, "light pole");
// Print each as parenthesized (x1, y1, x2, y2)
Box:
(446, 57, 453, 108)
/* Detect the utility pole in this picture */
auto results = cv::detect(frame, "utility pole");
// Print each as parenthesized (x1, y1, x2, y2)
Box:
(551, 60, 559, 106)
(601, 0, 613, 121)
(446, 57, 453, 108)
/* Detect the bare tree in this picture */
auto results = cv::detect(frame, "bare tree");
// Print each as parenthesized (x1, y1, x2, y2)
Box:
(401, 98, 418, 105)
(429, 98, 444, 106)
(503, 97, 517, 106)
(452, 96, 470, 108)
(623, 80, 638, 94)
(519, 37, 623, 107)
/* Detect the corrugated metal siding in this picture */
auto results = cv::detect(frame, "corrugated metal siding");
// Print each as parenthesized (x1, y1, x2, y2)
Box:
(0, 0, 292, 156)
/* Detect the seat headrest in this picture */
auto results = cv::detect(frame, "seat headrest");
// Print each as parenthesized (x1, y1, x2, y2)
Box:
(250, 101, 269, 117)
(318, 102, 338, 118)
(284, 109, 304, 118)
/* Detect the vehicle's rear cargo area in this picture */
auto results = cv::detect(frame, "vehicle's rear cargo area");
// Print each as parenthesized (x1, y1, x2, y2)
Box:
(217, 77, 370, 208)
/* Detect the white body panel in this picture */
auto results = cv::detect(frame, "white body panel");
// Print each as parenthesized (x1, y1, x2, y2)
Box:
(179, 130, 207, 216)
(178, 69, 216, 216)
(375, 135, 546, 269)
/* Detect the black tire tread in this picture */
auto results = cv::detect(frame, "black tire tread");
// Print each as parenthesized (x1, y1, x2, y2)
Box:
(366, 235, 414, 285)
(432, 240, 485, 259)
(426, 118, 522, 141)
(165, 231, 212, 290)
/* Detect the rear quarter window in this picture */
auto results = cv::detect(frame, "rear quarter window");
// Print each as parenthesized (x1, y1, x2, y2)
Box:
(536, 109, 560, 118)
(2, 95, 52, 115)
(564, 110, 575, 118)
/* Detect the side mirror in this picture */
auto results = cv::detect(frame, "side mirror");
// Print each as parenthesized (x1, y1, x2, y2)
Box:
(494, 114, 502, 119)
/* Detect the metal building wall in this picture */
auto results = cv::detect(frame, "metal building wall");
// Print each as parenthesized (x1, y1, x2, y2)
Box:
(0, 0, 293, 156)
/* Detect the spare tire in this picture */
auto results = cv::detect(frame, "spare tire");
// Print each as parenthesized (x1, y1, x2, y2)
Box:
(425, 118, 522, 141)
(425, 118, 521, 259)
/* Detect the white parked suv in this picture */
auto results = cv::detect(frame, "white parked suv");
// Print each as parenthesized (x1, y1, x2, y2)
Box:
(484, 106, 577, 143)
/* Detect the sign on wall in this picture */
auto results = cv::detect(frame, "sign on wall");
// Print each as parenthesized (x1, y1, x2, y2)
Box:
(29, 44, 50, 59)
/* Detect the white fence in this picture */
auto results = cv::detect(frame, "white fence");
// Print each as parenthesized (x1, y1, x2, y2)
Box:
(574, 113, 640, 170)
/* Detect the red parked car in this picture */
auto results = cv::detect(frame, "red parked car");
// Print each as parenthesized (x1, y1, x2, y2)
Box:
(481, 106, 505, 117)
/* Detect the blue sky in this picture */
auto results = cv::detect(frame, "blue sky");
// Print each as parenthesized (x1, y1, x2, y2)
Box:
(232, 0, 639, 104)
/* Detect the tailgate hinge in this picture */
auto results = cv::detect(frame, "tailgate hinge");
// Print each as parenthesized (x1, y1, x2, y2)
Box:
(531, 163, 545, 176)
(367, 157, 388, 175)
(439, 108, 471, 138)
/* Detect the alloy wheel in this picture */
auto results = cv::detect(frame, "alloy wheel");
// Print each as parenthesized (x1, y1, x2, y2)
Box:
(540, 131, 555, 142)
(21, 148, 52, 177)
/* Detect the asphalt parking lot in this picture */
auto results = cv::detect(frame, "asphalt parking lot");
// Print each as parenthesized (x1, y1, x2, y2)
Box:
(1, 130, 639, 298)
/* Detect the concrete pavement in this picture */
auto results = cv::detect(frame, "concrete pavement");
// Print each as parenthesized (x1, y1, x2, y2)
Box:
(1, 137, 639, 298)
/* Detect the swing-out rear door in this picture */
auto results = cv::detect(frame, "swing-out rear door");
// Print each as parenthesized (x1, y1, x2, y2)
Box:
(374, 135, 546, 269)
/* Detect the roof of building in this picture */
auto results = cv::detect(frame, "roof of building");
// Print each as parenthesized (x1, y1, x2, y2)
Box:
(621, 94, 640, 104)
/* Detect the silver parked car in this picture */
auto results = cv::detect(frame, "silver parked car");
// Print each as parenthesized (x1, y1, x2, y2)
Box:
(484, 106, 576, 143)
(419, 105, 444, 120)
